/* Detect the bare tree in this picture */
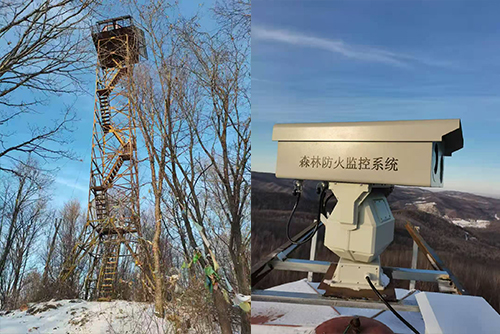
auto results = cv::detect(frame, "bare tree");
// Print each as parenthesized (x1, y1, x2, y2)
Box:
(125, 4, 174, 315)
(8, 197, 49, 308)
(40, 217, 62, 296)
(0, 157, 52, 309)
(126, 2, 235, 330)
(178, 17, 251, 333)
(0, 0, 99, 173)
(213, 0, 251, 40)
(56, 199, 84, 298)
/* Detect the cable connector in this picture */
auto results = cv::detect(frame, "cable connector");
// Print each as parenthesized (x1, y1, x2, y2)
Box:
(316, 181, 328, 195)
(293, 180, 303, 196)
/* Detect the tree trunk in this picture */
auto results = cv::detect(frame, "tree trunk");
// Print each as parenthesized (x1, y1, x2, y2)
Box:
(42, 218, 61, 288)
(230, 216, 250, 333)
(0, 178, 25, 278)
(153, 196, 164, 317)
(213, 287, 232, 334)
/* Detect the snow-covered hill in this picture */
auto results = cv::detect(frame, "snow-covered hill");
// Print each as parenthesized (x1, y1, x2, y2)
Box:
(0, 299, 175, 334)
(252, 171, 500, 228)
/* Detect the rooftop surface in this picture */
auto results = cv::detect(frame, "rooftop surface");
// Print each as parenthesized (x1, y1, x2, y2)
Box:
(251, 278, 500, 334)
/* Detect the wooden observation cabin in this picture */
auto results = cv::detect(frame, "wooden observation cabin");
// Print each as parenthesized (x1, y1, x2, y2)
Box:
(91, 15, 147, 68)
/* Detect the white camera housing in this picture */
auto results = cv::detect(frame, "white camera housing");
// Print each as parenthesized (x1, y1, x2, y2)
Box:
(272, 119, 463, 187)
(272, 119, 463, 291)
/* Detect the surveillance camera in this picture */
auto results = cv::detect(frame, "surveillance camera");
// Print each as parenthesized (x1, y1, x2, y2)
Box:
(272, 119, 463, 290)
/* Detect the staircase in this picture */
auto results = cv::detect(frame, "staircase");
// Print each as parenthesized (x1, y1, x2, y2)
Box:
(92, 66, 130, 302)
(109, 67, 127, 88)
(104, 155, 124, 186)
(98, 240, 120, 301)
(93, 187, 108, 221)
(97, 68, 126, 134)
(98, 91, 111, 134)
(92, 143, 132, 223)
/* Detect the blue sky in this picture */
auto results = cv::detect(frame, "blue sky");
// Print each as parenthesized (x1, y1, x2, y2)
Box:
(1, 0, 218, 210)
(252, 0, 500, 197)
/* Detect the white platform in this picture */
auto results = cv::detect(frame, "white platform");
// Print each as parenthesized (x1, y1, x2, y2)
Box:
(251, 279, 425, 334)
(416, 292, 500, 334)
(252, 279, 500, 334)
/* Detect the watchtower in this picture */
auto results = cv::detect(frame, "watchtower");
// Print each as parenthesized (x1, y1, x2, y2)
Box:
(60, 16, 152, 301)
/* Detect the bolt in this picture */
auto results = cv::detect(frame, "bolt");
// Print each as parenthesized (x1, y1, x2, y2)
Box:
(350, 316, 361, 334)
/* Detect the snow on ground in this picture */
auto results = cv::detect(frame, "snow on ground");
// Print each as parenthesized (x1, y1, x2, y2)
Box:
(414, 201, 438, 214)
(405, 201, 440, 215)
(451, 219, 490, 229)
(251, 278, 425, 334)
(0, 299, 174, 334)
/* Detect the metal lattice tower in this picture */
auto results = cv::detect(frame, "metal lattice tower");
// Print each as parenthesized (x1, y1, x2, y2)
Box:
(60, 16, 151, 301)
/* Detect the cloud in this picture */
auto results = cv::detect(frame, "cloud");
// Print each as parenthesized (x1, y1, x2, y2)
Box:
(55, 177, 88, 193)
(253, 26, 449, 68)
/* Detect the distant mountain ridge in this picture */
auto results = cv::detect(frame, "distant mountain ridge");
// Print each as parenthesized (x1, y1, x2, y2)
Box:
(252, 171, 500, 226)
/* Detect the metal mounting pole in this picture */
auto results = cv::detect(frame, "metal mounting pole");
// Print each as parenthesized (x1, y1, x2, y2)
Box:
(409, 226, 420, 290)
(308, 226, 318, 282)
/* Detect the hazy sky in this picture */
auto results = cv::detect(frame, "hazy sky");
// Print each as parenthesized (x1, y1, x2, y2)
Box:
(252, 0, 500, 197)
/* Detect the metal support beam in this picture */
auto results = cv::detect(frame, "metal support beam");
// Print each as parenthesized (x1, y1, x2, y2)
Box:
(405, 222, 467, 295)
(252, 290, 420, 312)
(251, 221, 324, 286)
(409, 227, 420, 290)
(308, 230, 318, 282)
(270, 258, 449, 283)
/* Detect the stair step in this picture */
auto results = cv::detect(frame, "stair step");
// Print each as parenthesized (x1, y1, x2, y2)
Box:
(97, 88, 110, 96)
(109, 69, 126, 87)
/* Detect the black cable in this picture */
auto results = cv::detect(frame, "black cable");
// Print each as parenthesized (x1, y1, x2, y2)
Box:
(286, 192, 313, 244)
(286, 186, 326, 245)
(285, 192, 301, 244)
(365, 276, 420, 334)
(322, 192, 335, 215)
